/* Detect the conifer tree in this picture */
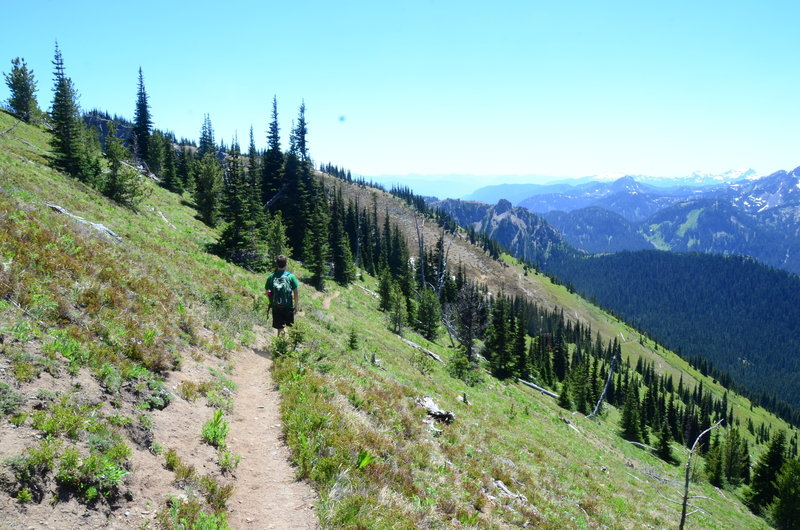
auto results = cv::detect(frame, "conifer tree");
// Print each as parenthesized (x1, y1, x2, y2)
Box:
(747, 430, 787, 514)
(4, 57, 40, 122)
(558, 380, 573, 410)
(552, 324, 569, 381)
(194, 153, 223, 226)
(49, 43, 99, 183)
(197, 114, 216, 158)
(177, 146, 194, 193)
(512, 317, 529, 379)
(619, 384, 643, 443)
(387, 281, 407, 334)
(262, 96, 283, 204)
(414, 287, 441, 341)
(485, 298, 513, 378)
(103, 121, 147, 206)
(160, 134, 181, 193)
(132, 68, 152, 164)
(329, 188, 356, 285)
(304, 190, 330, 290)
(656, 420, 675, 464)
(769, 458, 800, 529)
(705, 432, 724, 486)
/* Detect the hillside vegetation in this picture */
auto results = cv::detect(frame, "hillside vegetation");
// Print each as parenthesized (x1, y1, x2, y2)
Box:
(1, 109, 797, 529)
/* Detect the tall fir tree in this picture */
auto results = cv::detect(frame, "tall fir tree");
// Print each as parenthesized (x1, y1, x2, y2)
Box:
(414, 287, 442, 341)
(194, 153, 223, 227)
(619, 383, 643, 443)
(49, 43, 99, 183)
(747, 430, 787, 514)
(262, 95, 284, 205)
(304, 189, 330, 290)
(329, 188, 356, 285)
(132, 67, 152, 165)
(4, 57, 40, 122)
(769, 458, 800, 529)
(160, 134, 181, 193)
(197, 114, 216, 158)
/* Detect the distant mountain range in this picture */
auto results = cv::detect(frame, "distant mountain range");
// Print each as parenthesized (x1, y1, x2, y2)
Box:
(449, 167, 800, 274)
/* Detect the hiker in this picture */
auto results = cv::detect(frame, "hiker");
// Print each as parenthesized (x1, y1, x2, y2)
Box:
(265, 255, 300, 336)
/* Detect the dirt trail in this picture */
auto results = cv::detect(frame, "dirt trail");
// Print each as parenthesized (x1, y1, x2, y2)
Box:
(322, 290, 340, 309)
(226, 330, 318, 529)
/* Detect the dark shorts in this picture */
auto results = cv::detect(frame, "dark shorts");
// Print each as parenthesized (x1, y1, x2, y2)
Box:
(272, 305, 295, 329)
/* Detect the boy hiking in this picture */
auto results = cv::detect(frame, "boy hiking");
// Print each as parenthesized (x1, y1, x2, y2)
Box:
(265, 255, 300, 336)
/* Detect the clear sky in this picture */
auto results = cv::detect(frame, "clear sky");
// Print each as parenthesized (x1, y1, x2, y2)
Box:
(1, 0, 799, 195)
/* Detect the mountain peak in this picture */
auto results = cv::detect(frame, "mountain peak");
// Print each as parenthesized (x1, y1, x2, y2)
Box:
(495, 198, 513, 214)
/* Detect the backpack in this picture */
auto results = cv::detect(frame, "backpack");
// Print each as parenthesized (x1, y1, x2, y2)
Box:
(272, 273, 293, 307)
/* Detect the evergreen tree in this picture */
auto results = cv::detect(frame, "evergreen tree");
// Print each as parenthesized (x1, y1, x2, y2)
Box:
(132, 68, 152, 165)
(414, 287, 441, 341)
(619, 384, 643, 443)
(49, 43, 99, 183)
(485, 298, 513, 378)
(262, 96, 283, 204)
(552, 324, 570, 381)
(194, 153, 223, 226)
(747, 430, 787, 514)
(387, 281, 407, 334)
(378, 267, 392, 312)
(769, 458, 800, 529)
(512, 317, 529, 379)
(558, 379, 573, 410)
(303, 190, 330, 290)
(197, 114, 215, 158)
(330, 188, 356, 285)
(177, 146, 194, 193)
(4, 57, 40, 122)
(103, 121, 147, 206)
(705, 432, 724, 486)
(160, 134, 181, 193)
(656, 420, 675, 464)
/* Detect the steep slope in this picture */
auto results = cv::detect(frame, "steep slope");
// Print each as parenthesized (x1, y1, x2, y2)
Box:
(0, 111, 317, 528)
(1, 111, 792, 529)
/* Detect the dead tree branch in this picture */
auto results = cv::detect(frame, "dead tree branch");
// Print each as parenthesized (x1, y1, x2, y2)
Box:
(588, 351, 619, 419)
(679, 418, 724, 530)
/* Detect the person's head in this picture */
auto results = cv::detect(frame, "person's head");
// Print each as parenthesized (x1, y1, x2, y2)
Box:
(276, 255, 287, 269)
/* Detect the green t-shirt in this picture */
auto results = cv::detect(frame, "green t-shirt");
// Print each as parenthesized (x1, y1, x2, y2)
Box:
(265, 270, 299, 308)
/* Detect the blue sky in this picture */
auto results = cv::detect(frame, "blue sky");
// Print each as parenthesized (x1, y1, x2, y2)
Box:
(1, 0, 799, 195)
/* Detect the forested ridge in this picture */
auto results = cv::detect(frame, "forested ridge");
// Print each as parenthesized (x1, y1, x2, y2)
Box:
(545, 251, 800, 420)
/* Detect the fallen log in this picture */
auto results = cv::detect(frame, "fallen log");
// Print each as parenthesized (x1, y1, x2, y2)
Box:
(517, 378, 559, 399)
(44, 202, 122, 242)
(400, 336, 444, 364)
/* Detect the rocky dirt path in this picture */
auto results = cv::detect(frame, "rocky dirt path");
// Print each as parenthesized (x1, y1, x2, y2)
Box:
(226, 329, 318, 529)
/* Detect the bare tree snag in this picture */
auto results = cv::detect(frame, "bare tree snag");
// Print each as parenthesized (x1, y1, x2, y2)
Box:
(679, 419, 724, 530)
(414, 214, 425, 288)
(588, 351, 619, 419)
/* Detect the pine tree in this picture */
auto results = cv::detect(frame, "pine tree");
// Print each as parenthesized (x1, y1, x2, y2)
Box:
(485, 298, 513, 378)
(378, 267, 392, 312)
(705, 432, 724, 486)
(414, 287, 441, 341)
(4, 57, 40, 122)
(656, 420, 675, 464)
(160, 134, 181, 193)
(49, 43, 99, 183)
(769, 458, 800, 529)
(558, 379, 573, 410)
(262, 96, 283, 205)
(103, 121, 147, 206)
(387, 281, 407, 334)
(304, 191, 330, 290)
(132, 68, 152, 165)
(552, 324, 569, 381)
(177, 146, 194, 193)
(619, 384, 643, 444)
(194, 153, 223, 226)
(330, 188, 356, 285)
(197, 114, 215, 158)
(747, 430, 786, 514)
(512, 317, 529, 379)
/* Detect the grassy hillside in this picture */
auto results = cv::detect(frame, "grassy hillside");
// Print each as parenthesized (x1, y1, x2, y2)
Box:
(0, 110, 793, 528)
